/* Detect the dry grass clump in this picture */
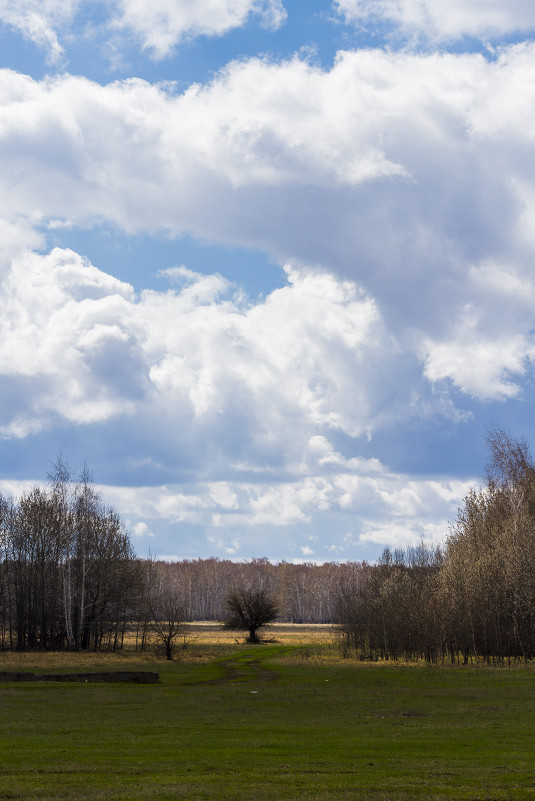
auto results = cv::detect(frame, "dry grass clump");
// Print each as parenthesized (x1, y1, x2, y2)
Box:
(0, 648, 152, 671)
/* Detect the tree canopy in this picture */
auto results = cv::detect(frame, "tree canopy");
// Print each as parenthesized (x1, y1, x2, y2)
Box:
(224, 587, 279, 643)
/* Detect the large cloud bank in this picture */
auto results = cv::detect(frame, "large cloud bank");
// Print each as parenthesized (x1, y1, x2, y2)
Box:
(0, 248, 400, 444)
(1, 7, 534, 556)
(0, 245, 468, 557)
(1, 46, 535, 401)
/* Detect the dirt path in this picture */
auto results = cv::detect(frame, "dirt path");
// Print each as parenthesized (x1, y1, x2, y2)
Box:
(202, 646, 295, 685)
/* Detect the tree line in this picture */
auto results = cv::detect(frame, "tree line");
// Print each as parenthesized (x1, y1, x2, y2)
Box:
(2, 429, 535, 663)
(151, 557, 350, 624)
(0, 460, 141, 651)
(0, 458, 355, 652)
(337, 428, 535, 663)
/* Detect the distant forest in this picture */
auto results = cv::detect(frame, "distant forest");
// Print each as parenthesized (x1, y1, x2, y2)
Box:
(1, 428, 535, 663)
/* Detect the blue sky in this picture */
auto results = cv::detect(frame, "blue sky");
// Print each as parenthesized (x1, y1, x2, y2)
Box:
(1, 0, 535, 562)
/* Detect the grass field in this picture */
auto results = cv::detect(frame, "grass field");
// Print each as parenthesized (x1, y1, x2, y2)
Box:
(1, 625, 535, 800)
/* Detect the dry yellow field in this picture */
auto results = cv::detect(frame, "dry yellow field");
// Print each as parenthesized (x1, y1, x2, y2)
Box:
(186, 621, 334, 645)
(0, 622, 336, 670)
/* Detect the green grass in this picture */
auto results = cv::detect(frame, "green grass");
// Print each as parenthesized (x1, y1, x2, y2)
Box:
(1, 646, 535, 800)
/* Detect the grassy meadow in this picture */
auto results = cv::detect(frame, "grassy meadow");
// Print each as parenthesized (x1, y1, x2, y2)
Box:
(1, 624, 535, 800)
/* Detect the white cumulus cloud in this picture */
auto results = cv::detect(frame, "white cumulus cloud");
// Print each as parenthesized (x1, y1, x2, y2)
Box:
(335, 0, 535, 43)
(0, 247, 412, 472)
(97, 463, 474, 558)
(1, 45, 535, 406)
(113, 0, 287, 59)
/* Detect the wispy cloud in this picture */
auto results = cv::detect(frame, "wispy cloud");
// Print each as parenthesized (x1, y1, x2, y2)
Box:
(0, 0, 80, 63)
(0, 0, 287, 64)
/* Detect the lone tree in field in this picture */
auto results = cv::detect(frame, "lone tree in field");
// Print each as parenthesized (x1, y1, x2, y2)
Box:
(224, 587, 279, 643)
(147, 564, 185, 660)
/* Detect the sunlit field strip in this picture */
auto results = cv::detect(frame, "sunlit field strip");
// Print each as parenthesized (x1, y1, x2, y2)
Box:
(0, 623, 335, 670)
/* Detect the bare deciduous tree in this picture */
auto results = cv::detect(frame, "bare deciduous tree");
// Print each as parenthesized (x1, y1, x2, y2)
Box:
(224, 587, 279, 643)
(147, 564, 185, 660)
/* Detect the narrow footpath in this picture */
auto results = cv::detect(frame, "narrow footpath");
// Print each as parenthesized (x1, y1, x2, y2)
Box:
(201, 645, 295, 685)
